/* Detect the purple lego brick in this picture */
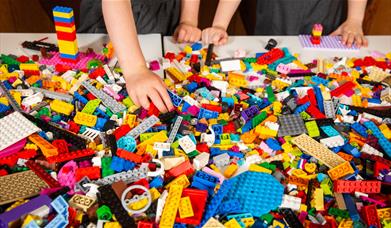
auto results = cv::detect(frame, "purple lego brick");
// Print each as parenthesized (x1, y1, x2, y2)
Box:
(0, 195, 51, 228)
(299, 35, 359, 50)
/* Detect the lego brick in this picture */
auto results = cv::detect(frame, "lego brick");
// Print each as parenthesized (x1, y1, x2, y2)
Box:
(31, 87, 73, 103)
(0, 112, 40, 151)
(0, 170, 49, 205)
(226, 171, 284, 217)
(126, 115, 160, 139)
(160, 185, 183, 228)
(167, 116, 183, 143)
(323, 100, 336, 119)
(58, 40, 79, 55)
(178, 135, 197, 153)
(69, 194, 96, 212)
(178, 196, 194, 218)
(53, 6, 74, 18)
(279, 208, 304, 228)
(362, 204, 381, 227)
(278, 114, 307, 137)
(280, 194, 302, 211)
(55, 25, 76, 33)
(74, 112, 97, 127)
(46, 148, 95, 163)
(26, 160, 60, 188)
(320, 135, 345, 148)
(333, 180, 381, 193)
(50, 99, 74, 115)
(291, 134, 346, 168)
(327, 161, 354, 180)
(28, 133, 58, 157)
(342, 194, 360, 222)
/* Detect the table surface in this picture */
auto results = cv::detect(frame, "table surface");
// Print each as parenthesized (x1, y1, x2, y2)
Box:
(164, 36, 391, 62)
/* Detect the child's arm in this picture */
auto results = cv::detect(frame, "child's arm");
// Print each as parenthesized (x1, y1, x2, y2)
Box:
(330, 0, 368, 48)
(102, 0, 173, 113)
(201, 0, 241, 45)
(174, 0, 202, 43)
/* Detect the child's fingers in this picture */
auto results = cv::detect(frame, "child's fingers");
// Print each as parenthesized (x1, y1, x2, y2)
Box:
(218, 36, 228, 45)
(177, 29, 187, 43)
(157, 86, 174, 112)
(346, 33, 355, 47)
(149, 89, 167, 113)
(354, 34, 363, 48)
(137, 93, 151, 111)
(202, 30, 210, 44)
(341, 32, 349, 45)
(211, 32, 222, 45)
(362, 36, 368, 47)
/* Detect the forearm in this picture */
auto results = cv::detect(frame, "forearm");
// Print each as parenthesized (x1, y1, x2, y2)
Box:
(102, 0, 146, 76)
(347, 0, 367, 24)
(212, 0, 241, 30)
(180, 0, 200, 26)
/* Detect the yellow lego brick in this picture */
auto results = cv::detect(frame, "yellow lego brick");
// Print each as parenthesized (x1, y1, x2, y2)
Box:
(338, 219, 353, 228)
(312, 188, 324, 211)
(203, 218, 225, 228)
(292, 134, 346, 168)
(146, 144, 158, 158)
(165, 174, 190, 189)
(0, 97, 8, 106)
(183, 45, 192, 54)
(74, 112, 97, 127)
(10, 91, 22, 105)
(224, 218, 242, 228)
(81, 99, 101, 114)
(159, 185, 183, 228)
(136, 131, 168, 153)
(300, 204, 307, 212)
(28, 133, 58, 157)
(377, 207, 391, 219)
(293, 60, 308, 70)
(126, 114, 137, 128)
(327, 161, 354, 180)
(52, 76, 69, 90)
(22, 214, 41, 227)
(249, 164, 272, 174)
(104, 222, 122, 228)
(351, 95, 362, 107)
(178, 196, 194, 218)
(55, 25, 76, 33)
(19, 63, 39, 71)
(140, 132, 159, 142)
(149, 188, 161, 201)
(273, 220, 286, 228)
(228, 72, 247, 87)
(166, 67, 187, 82)
(53, 10, 74, 18)
(224, 164, 238, 178)
(379, 124, 391, 139)
(129, 197, 149, 211)
(58, 40, 79, 55)
(241, 217, 255, 227)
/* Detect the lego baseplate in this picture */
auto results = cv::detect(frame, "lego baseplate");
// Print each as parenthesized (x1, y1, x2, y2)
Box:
(299, 35, 359, 50)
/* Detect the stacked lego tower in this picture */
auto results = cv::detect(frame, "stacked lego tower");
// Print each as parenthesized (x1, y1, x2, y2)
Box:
(53, 6, 79, 61)
(310, 23, 323, 45)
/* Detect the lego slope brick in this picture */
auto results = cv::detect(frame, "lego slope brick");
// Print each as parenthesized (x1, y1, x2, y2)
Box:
(299, 35, 359, 50)
(0, 112, 40, 151)
(0, 170, 49, 205)
(226, 171, 284, 217)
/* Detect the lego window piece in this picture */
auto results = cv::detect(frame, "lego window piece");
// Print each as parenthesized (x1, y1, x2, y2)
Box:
(292, 134, 346, 168)
(277, 114, 307, 137)
(0, 112, 40, 151)
(226, 171, 284, 217)
(0, 170, 49, 205)
(299, 35, 359, 50)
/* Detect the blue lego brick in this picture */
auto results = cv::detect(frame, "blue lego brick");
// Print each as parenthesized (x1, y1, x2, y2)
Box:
(217, 199, 242, 215)
(51, 196, 69, 215)
(174, 223, 187, 228)
(343, 194, 360, 222)
(181, 102, 191, 112)
(198, 179, 237, 227)
(193, 171, 219, 188)
(226, 171, 284, 217)
(256, 52, 265, 58)
(311, 76, 329, 86)
(53, 16, 74, 23)
(95, 117, 107, 130)
(198, 108, 219, 120)
(210, 147, 224, 156)
(196, 122, 208, 132)
(149, 176, 164, 188)
(367, 98, 381, 104)
(110, 156, 125, 172)
(226, 151, 244, 159)
(123, 160, 136, 171)
(363, 121, 391, 156)
(351, 122, 368, 137)
(212, 124, 223, 135)
(313, 86, 324, 113)
(163, 149, 174, 157)
(185, 82, 198, 93)
(241, 121, 253, 133)
(0, 103, 10, 113)
(241, 105, 259, 122)
(320, 125, 340, 137)
(265, 138, 282, 151)
(222, 97, 234, 107)
(196, 87, 215, 100)
(294, 102, 310, 114)
(191, 42, 202, 51)
(167, 90, 183, 107)
(60, 52, 79, 60)
(342, 143, 361, 158)
(53, 6, 73, 14)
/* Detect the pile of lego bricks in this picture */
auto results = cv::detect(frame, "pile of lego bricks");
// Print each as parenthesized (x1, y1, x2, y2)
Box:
(0, 41, 391, 228)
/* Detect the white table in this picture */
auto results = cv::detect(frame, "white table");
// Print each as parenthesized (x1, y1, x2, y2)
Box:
(164, 36, 391, 62)
(0, 33, 164, 76)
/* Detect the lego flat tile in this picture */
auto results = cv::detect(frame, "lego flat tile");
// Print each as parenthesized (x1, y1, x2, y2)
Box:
(226, 171, 284, 217)
(292, 134, 346, 168)
(0, 170, 49, 205)
(299, 35, 359, 50)
(0, 112, 41, 151)
(277, 114, 307, 137)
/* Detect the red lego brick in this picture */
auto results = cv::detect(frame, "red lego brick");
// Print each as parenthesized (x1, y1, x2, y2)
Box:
(333, 180, 381, 193)
(0, 169, 8, 176)
(147, 102, 160, 117)
(26, 160, 61, 188)
(75, 166, 101, 182)
(196, 143, 210, 153)
(52, 139, 69, 154)
(306, 104, 326, 119)
(46, 148, 95, 163)
(256, 48, 284, 65)
(373, 161, 390, 177)
(164, 52, 176, 62)
(68, 121, 81, 134)
(362, 204, 381, 228)
(310, 36, 321, 45)
(307, 89, 317, 106)
(54, 21, 75, 28)
(166, 160, 195, 178)
(297, 95, 310, 105)
(202, 104, 222, 113)
(113, 125, 131, 140)
(137, 221, 154, 228)
(56, 31, 77, 41)
(330, 81, 355, 97)
(117, 149, 143, 163)
(190, 54, 199, 64)
(88, 67, 106, 79)
(16, 55, 29, 63)
(223, 122, 237, 134)
(361, 153, 391, 166)
(0, 149, 37, 167)
(175, 188, 208, 225)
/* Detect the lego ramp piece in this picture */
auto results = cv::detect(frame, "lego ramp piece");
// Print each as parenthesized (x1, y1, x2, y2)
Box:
(226, 171, 284, 217)
(291, 134, 345, 168)
(0, 112, 40, 151)
(0, 170, 49, 205)
(299, 35, 359, 50)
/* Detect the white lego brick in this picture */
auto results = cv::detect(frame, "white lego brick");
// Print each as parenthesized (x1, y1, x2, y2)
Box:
(155, 190, 168, 223)
(213, 153, 230, 167)
(193, 152, 210, 170)
(0, 112, 40, 151)
(61, 70, 77, 82)
(103, 64, 115, 82)
(320, 135, 345, 148)
(22, 92, 44, 107)
(178, 135, 197, 154)
(279, 194, 301, 211)
(220, 59, 241, 72)
(361, 143, 383, 157)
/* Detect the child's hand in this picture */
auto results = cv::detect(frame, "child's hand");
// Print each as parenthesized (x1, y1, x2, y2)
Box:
(202, 26, 228, 45)
(174, 23, 202, 43)
(330, 20, 368, 48)
(125, 67, 173, 113)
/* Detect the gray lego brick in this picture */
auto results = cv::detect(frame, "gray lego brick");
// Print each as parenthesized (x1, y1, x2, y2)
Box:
(126, 115, 160, 139)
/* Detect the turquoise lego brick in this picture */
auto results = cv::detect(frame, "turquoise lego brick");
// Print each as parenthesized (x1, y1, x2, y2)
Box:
(320, 125, 340, 137)
(226, 171, 284, 217)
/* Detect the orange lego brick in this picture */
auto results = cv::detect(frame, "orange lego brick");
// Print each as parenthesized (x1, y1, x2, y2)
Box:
(327, 161, 355, 180)
(28, 133, 58, 157)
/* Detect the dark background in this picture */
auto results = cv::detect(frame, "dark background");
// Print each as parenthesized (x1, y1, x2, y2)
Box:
(0, 0, 390, 35)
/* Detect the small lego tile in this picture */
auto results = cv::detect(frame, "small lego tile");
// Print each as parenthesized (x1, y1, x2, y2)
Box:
(0, 170, 49, 205)
(278, 114, 307, 137)
(291, 134, 346, 168)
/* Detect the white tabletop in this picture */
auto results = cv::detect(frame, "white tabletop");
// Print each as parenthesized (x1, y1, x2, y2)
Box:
(0, 33, 164, 76)
(164, 36, 391, 62)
